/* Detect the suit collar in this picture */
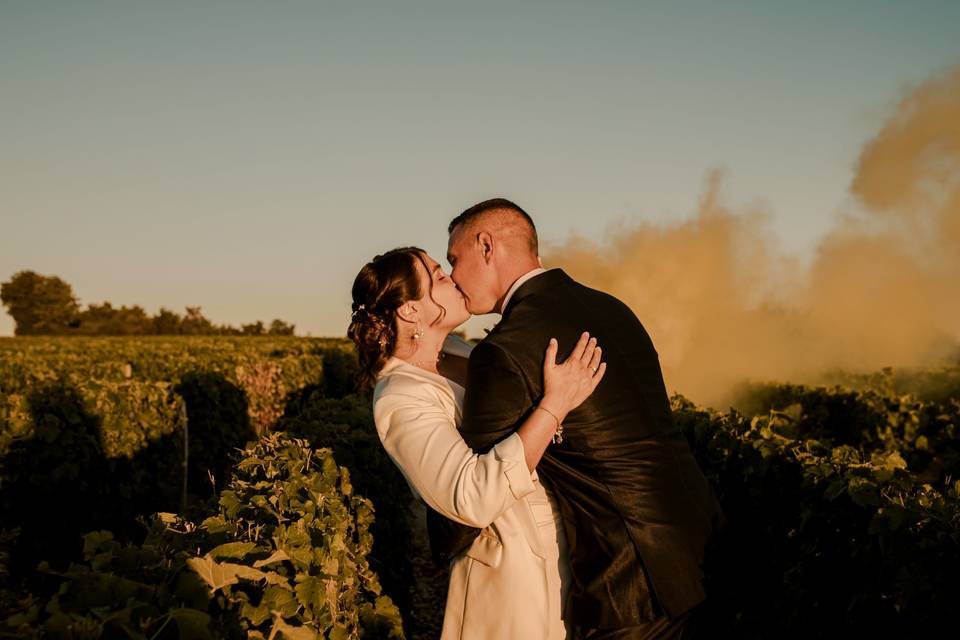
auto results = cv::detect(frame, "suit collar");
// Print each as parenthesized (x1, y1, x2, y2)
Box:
(499, 267, 548, 314)
(501, 268, 571, 317)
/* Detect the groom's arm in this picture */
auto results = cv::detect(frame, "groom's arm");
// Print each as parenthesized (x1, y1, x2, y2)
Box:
(459, 341, 531, 452)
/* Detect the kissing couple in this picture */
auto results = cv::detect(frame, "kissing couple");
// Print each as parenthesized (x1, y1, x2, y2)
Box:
(347, 199, 724, 639)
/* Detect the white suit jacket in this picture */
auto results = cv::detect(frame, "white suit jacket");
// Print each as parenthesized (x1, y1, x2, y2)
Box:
(372, 336, 568, 639)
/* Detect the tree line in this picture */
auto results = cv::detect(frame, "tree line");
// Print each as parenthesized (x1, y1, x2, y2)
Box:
(0, 270, 295, 336)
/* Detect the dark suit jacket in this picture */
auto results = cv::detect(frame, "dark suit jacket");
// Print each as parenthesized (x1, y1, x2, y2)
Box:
(427, 268, 723, 628)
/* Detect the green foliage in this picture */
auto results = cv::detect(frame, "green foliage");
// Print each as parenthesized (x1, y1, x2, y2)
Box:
(10, 334, 955, 636)
(7, 523, 218, 639)
(0, 337, 412, 637)
(731, 381, 959, 484)
(0, 380, 186, 580)
(317, 347, 363, 399)
(200, 433, 403, 638)
(675, 388, 960, 636)
(820, 365, 960, 404)
(0, 337, 336, 584)
(0, 336, 333, 395)
(174, 372, 256, 499)
(3, 434, 404, 639)
(275, 392, 413, 617)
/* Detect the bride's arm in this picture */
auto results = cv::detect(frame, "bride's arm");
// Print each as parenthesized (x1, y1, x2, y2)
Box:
(373, 333, 605, 529)
(374, 390, 536, 529)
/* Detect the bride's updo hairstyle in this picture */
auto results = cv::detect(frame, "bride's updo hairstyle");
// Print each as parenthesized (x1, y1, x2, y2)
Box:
(348, 246, 444, 393)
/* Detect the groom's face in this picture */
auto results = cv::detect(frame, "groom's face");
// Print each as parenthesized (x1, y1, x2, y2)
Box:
(447, 225, 498, 315)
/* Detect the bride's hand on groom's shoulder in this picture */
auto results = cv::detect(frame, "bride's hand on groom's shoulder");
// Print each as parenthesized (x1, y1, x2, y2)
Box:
(541, 331, 606, 421)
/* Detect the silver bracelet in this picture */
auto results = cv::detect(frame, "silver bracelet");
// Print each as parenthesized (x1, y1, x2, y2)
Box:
(535, 405, 564, 444)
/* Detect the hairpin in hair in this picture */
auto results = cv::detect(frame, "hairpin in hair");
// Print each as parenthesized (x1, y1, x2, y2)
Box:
(352, 303, 366, 318)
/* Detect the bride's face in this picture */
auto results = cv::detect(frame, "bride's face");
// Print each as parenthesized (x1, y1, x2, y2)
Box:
(413, 252, 470, 330)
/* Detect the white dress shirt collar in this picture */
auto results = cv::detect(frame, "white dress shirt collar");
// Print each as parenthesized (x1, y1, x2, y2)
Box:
(499, 267, 548, 314)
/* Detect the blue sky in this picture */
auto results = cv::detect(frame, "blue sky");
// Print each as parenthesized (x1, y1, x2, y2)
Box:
(2, 1, 959, 337)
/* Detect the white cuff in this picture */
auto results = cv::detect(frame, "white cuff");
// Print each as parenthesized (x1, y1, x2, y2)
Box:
(492, 432, 537, 500)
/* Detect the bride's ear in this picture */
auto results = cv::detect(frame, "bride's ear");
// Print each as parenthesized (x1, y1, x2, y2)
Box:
(396, 301, 419, 324)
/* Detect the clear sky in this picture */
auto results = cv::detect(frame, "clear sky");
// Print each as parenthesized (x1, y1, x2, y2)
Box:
(3, 0, 959, 338)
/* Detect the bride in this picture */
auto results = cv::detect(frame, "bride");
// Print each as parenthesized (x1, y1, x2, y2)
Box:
(347, 246, 605, 639)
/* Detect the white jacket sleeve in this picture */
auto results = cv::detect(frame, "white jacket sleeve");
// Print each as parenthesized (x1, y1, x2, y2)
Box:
(373, 390, 536, 528)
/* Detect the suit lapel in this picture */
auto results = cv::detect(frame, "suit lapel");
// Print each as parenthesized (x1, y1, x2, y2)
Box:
(479, 270, 572, 561)
(500, 268, 572, 322)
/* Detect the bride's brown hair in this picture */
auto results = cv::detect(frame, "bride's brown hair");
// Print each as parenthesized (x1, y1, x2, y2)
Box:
(347, 247, 447, 393)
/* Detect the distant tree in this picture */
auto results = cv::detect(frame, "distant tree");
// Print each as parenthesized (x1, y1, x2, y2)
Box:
(181, 306, 215, 335)
(268, 319, 295, 336)
(78, 302, 116, 335)
(76, 303, 152, 335)
(2, 272, 297, 336)
(113, 305, 152, 335)
(242, 321, 266, 336)
(0, 271, 80, 335)
(152, 307, 183, 335)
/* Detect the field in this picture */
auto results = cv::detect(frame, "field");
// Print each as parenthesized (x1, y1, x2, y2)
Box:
(1, 336, 958, 638)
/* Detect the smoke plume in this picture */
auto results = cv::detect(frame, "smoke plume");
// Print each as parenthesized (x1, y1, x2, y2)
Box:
(544, 66, 960, 408)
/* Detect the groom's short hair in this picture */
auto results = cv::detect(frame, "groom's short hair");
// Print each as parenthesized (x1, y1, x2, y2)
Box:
(448, 198, 538, 255)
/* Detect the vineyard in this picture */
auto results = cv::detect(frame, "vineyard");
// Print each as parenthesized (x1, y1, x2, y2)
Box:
(1, 337, 958, 638)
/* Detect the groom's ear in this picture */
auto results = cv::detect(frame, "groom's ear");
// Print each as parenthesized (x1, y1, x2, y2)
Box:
(477, 231, 494, 264)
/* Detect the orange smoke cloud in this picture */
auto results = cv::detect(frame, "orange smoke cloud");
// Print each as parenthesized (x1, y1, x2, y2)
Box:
(544, 65, 960, 408)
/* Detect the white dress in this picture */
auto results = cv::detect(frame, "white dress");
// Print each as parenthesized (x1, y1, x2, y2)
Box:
(372, 336, 571, 639)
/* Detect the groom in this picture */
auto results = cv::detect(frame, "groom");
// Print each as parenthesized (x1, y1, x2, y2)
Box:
(431, 198, 724, 639)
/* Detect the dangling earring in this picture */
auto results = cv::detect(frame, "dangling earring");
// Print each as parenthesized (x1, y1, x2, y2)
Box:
(413, 320, 423, 340)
